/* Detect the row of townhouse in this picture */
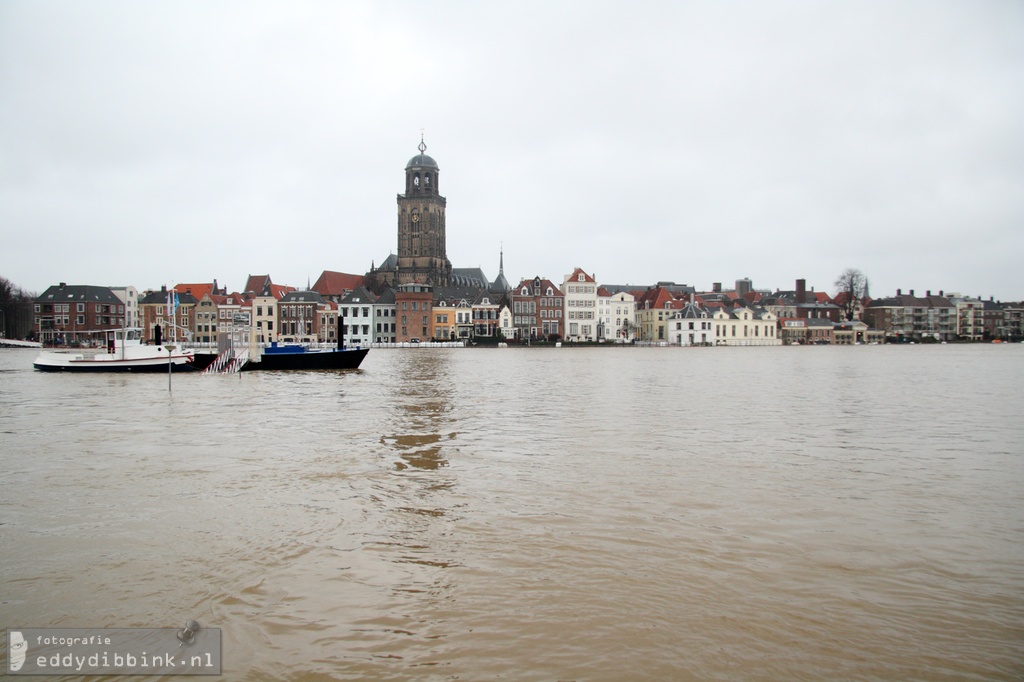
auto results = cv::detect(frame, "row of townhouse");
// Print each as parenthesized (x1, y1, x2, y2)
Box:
(858, 289, 1020, 342)
(30, 274, 1024, 347)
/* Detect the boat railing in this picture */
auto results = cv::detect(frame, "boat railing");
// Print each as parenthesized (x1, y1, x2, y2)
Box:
(224, 348, 249, 373)
(201, 348, 233, 375)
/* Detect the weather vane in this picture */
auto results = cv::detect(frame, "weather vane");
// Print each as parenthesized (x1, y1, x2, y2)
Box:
(419, 128, 426, 154)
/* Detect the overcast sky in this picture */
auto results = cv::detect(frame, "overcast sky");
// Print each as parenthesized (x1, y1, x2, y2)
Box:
(2, 1, 1022, 300)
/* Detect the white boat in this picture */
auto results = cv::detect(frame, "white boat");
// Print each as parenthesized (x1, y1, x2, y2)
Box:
(33, 329, 195, 372)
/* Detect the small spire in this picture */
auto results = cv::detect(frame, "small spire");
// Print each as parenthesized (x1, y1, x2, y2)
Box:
(418, 129, 427, 154)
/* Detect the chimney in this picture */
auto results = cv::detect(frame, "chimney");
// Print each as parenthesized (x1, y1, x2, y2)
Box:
(939, 290, 944, 297)
(59, 282, 66, 288)
(926, 290, 931, 297)
(910, 289, 915, 297)
(713, 282, 721, 293)
(796, 279, 806, 304)
(897, 288, 902, 296)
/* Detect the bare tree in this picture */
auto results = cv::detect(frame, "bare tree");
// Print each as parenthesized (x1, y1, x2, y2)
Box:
(834, 268, 866, 321)
(0, 276, 37, 339)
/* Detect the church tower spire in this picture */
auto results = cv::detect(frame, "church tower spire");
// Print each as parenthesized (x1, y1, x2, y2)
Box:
(490, 243, 511, 292)
(396, 135, 450, 287)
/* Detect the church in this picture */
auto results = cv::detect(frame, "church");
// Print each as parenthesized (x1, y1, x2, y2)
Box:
(368, 137, 509, 294)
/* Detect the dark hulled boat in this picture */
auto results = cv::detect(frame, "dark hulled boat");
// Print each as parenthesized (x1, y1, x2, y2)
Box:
(247, 344, 368, 371)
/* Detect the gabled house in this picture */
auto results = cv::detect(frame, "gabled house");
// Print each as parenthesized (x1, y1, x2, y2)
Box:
(317, 301, 340, 345)
(498, 303, 514, 339)
(372, 287, 397, 344)
(432, 299, 457, 340)
(510, 277, 563, 341)
(340, 286, 377, 347)
(597, 287, 636, 342)
(634, 286, 679, 342)
(562, 267, 599, 342)
(243, 274, 293, 300)
(669, 302, 715, 346)
(250, 282, 289, 344)
(471, 290, 502, 339)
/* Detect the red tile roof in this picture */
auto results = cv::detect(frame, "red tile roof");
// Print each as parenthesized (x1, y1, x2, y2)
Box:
(313, 270, 366, 296)
(564, 267, 595, 284)
(174, 282, 216, 300)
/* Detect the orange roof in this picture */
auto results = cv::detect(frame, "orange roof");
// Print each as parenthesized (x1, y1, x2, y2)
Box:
(174, 282, 216, 300)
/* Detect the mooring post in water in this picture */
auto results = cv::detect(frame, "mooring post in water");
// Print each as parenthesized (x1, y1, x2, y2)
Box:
(165, 344, 175, 391)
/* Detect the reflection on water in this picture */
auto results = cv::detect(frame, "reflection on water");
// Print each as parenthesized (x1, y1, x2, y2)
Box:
(384, 351, 455, 472)
(0, 345, 1022, 680)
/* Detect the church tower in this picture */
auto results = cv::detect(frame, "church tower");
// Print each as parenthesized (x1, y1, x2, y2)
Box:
(396, 136, 451, 287)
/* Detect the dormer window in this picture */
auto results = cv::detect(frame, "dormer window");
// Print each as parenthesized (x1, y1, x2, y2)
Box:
(546, 288, 553, 296)
(522, 287, 529, 296)
(578, 274, 585, 282)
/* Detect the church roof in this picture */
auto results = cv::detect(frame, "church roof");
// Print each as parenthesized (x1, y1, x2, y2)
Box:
(377, 253, 398, 271)
(406, 153, 438, 169)
(406, 136, 439, 170)
(451, 267, 489, 289)
(312, 270, 366, 296)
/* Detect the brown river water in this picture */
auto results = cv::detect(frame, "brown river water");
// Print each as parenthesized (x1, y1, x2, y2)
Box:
(1, 344, 1022, 680)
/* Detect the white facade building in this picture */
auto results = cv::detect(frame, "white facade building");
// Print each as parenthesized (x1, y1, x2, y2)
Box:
(712, 306, 780, 346)
(562, 267, 599, 341)
(372, 288, 396, 344)
(669, 303, 716, 346)
(110, 286, 139, 329)
(598, 290, 636, 342)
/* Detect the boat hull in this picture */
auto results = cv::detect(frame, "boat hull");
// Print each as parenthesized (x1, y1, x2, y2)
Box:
(33, 353, 196, 372)
(244, 347, 368, 371)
